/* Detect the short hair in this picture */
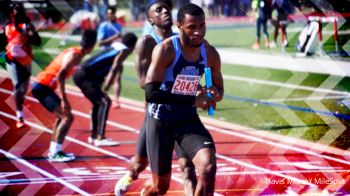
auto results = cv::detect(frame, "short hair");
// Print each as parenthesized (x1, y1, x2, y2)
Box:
(81, 29, 97, 49)
(122, 32, 138, 48)
(146, 0, 173, 18)
(107, 6, 116, 14)
(177, 3, 205, 24)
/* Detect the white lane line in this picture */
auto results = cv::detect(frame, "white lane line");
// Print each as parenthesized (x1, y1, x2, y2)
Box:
(206, 124, 350, 166)
(2, 86, 350, 166)
(0, 111, 314, 189)
(216, 154, 316, 186)
(264, 95, 349, 103)
(223, 75, 350, 96)
(0, 87, 143, 132)
(0, 111, 223, 196)
(4, 168, 349, 186)
(0, 95, 315, 190)
(60, 88, 350, 167)
(0, 148, 91, 196)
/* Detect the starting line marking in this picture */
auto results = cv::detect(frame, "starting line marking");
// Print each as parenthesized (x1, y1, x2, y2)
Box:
(0, 149, 91, 196)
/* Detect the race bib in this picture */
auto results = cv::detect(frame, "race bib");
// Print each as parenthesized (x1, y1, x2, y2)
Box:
(171, 74, 201, 96)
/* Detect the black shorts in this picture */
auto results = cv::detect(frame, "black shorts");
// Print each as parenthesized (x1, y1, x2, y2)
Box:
(146, 115, 215, 175)
(136, 113, 187, 159)
(73, 70, 105, 103)
(32, 82, 61, 112)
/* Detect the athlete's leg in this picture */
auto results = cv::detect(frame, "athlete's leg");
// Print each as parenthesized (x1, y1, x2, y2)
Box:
(91, 103, 99, 138)
(112, 66, 122, 108)
(176, 116, 217, 196)
(192, 148, 216, 196)
(175, 142, 197, 196)
(7, 61, 31, 127)
(14, 77, 29, 112)
(96, 94, 111, 140)
(115, 113, 149, 195)
(32, 82, 74, 162)
(178, 157, 197, 196)
(143, 116, 174, 195)
(53, 107, 74, 144)
(129, 116, 149, 179)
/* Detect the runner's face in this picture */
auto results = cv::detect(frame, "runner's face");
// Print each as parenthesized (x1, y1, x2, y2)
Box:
(148, 2, 172, 28)
(107, 9, 116, 21)
(179, 14, 206, 48)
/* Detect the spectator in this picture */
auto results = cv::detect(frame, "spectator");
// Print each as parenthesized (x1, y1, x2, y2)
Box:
(130, 0, 147, 21)
(204, 0, 216, 16)
(270, 0, 294, 48)
(97, 6, 122, 49)
(251, 0, 272, 49)
(97, 6, 124, 108)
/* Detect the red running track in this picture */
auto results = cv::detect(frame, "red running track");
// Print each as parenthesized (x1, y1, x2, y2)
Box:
(1, 73, 350, 195)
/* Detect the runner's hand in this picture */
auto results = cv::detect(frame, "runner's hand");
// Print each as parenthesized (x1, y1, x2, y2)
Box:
(195, 90, 211, 110)
(206, 86, 221, 102)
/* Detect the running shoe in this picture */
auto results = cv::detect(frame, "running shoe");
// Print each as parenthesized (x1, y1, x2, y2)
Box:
(16, 118, 26, 129)
(87, 136, 95, 144)
(140, 188, 146, 196)
(115, 174, 133, 196)
(269, 41, 277, 48)
(283, 39, 289, 47)
(48, 151, 75, 162)
(112, 100, 121, 109)
(94, 138, 120, 147)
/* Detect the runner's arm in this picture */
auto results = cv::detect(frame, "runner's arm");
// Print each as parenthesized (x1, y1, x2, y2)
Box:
(102, 49, 130, 92)
(206, 45, 224, 102)
(134, 36, 156, 88)
(57, 53, 80, 109)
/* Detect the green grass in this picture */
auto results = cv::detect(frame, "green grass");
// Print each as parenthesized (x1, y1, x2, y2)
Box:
(2, 22, 350, 150)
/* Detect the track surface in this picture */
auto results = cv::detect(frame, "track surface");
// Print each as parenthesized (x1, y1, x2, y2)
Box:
(1, 74, 350, 195)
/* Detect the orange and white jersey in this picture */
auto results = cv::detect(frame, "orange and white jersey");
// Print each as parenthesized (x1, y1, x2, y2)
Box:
(5, 23, 33, 66)
(36, 47, 82, 90)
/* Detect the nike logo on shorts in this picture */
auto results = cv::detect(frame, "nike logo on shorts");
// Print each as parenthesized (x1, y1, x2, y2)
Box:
(204, 141, 213, 145)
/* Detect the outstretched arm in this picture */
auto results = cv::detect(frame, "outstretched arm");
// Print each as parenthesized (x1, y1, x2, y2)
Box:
(103, 49, 130, 92)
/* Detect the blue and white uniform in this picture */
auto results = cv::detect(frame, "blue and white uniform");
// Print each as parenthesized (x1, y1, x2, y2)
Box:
(147, 35, 206, 121)
(73, 42, 128, 139)
(146, 36, 215, 175)
(78, 42, 127, 83)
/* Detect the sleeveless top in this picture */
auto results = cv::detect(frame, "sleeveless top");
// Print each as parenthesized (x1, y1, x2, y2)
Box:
(36, 47, 82, 90)
(5, 23, 33, 66)
(147, 35, 208, 121)
(80, 42, 127, 82)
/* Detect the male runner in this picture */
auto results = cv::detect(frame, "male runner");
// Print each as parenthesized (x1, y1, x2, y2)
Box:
(114, 1, 196, 195)
(5, 3, 41, 128)
(73, 33, 137, 147)
(32, 30, 96, 162)
(142, 3, 224, 196)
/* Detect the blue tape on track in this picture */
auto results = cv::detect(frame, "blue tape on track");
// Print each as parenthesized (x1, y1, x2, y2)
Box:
(225, 95, 350, 120)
